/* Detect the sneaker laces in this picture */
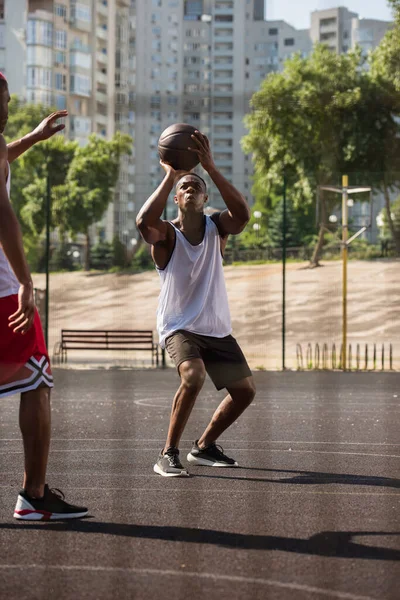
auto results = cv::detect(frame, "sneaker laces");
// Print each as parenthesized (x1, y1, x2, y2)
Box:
(207, 443, 228, 460)
(47, 487, 66, 501)
(164, 448, 182, 468)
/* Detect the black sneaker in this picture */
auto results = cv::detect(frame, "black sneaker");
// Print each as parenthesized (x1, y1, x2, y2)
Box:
(187, 441, 238, 467)
(13, 485, 88, 520)
(153, 447, 189, 477)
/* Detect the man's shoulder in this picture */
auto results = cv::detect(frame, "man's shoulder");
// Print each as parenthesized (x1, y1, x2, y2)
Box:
(209, 211, 228, 239)
(0, 134, 7, 158)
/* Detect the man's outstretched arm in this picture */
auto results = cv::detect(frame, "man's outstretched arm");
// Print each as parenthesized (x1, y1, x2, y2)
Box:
(189, 131, 250, 234)
(7, 110, 68, 164)
(0, 135, 34, 333)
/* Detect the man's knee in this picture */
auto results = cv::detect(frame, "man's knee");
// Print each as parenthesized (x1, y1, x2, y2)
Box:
(179, 360, 206, 393)
(229, 377, 256, 406)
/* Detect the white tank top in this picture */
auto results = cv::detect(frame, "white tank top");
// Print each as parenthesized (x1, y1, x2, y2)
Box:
(156, 215, 232, 348)
(0, 165, 20, 298)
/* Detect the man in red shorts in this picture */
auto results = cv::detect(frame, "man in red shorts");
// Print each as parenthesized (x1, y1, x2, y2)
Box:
(0, 73, 87, 519)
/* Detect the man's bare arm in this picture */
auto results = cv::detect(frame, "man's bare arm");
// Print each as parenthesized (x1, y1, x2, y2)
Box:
(7, 110, 67, 164)
(189, 131, 250, 235)
(0, 135, 34, 332)
(136, 161, 187, 245)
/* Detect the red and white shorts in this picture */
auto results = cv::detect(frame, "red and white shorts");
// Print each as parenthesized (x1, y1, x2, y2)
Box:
(0, 294, 53, 399)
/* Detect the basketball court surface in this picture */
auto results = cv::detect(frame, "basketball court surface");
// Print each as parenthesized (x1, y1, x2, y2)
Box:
(0, 369, 399, 599)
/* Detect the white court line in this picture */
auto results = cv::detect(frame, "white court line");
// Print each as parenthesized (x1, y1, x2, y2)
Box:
(3, 448, 400, 458)
(1, 485, 399, 496)
(1, 439, 400, 446)
(0, 564, 379, 600)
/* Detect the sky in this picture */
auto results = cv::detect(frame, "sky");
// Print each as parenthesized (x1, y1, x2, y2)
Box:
(265, 0, 393, 30)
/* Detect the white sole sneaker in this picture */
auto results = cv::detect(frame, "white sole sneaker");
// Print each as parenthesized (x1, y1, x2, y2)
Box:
(153, 464, 189, 477)
(187, 453, 238, 467)
(13, 494, 88, 520)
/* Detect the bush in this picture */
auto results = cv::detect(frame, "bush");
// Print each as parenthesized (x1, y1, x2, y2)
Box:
(112, 235, 127, 268)
(50, 243, 75, 271)
(90, 241, 113, 270)
(131, 244, 154, 271)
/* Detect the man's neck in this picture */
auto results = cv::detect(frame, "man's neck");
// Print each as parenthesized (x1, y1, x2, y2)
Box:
(177, 211, 205, 232)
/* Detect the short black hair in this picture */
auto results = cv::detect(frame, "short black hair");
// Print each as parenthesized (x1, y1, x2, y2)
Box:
(176, 172, 207, 191)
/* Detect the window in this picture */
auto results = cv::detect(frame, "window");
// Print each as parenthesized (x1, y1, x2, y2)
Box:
(320, 17, 337, 27)
(284, 38, 294, 46)
(54, 51, 66, 66)
(54, 4, 67, 18)
(320, 32, 336, 41)
(70, 74, 91, 96)
(55, 94, 67, 109)
(152, 54, 161, 63)
(184, 0, 203, 18)
(168, 96, 178, 105)
(152, 40, 161, 51)
(0, 1, 4, 19)
(152, 27, 161, 36)
(27, 67, 52, 89)
(55, 73, 67, 90)
(72, 2, 91, 22)
(70, 51, 91, 69)
(27, 20, 53, 46)
(255, 42, 270, 52)
(27, 46, 52, 67)
(215, 15, 234, 21)
(152, 0, 161, 6)
(268, 28, 278, 35)
(55, 29, 67, 49)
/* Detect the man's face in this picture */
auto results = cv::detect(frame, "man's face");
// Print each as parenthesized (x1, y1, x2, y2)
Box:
(0, 83, 10, 134)
(174, 175, 208, 212)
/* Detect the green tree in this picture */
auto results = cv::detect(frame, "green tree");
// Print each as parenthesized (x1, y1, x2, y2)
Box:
(52, 132, 132, 270)
(368, 0, 400, 254)
(242, 45, 396, 265)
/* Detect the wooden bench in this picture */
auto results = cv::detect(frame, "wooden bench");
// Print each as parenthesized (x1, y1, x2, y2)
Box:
(53, 329, 164, 367)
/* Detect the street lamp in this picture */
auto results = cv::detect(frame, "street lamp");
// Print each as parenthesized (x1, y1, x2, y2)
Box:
(329, 214, 338, 224)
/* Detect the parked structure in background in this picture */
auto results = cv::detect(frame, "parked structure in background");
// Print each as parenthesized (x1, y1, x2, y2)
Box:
(0, 1, 393, 245)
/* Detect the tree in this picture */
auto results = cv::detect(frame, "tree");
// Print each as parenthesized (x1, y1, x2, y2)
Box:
(242, 45, 396, 266)
(52, 132, 132, 270)
(368, 0, 400, 254)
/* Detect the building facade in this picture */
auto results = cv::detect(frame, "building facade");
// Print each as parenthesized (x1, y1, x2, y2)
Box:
(0, 1, 393, 244)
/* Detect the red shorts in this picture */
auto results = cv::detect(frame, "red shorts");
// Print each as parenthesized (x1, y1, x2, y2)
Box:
(0, 294, 53, 399)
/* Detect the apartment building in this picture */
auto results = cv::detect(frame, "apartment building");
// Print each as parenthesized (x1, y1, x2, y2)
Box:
(0, 0, 134, 242)
(131, 0, 270, 213)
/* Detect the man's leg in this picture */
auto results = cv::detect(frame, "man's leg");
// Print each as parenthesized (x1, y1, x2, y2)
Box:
(163, 358, 206, 452)
(19, 384, 51, 498)
(197, 376, 256, 449)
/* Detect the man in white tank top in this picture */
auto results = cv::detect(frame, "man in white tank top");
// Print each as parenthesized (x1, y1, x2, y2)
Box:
(137, 130, 256, 477)
(0, 73, 87, 519)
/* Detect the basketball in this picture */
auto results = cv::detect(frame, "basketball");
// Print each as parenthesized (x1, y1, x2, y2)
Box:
(158, 123, 200, 171)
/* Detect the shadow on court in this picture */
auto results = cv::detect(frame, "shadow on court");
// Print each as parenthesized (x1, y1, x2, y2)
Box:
(1, 369, 399, 599)
(1, 522, 399, 561)
(197, 468, 400, 488)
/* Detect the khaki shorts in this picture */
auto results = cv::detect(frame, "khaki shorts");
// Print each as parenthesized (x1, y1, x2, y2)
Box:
(165, 330, 252, 391)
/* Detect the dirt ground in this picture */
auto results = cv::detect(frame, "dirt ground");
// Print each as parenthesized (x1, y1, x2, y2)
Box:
(32, 259, 400, 370)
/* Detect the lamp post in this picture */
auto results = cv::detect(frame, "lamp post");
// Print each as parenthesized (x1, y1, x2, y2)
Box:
(319, 177, 371, 370)
(44, 159, 51, 347)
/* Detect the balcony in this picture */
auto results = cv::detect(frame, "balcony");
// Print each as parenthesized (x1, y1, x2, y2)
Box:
(96, 112, 108, 126)
(96, 26, 108, 41)
(97, 51, 107, 66)
(97, 2, 108, 18)
(96, 90, 108, 104)
(214, 7, 234, 15)
(96, 70, 108, 85)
